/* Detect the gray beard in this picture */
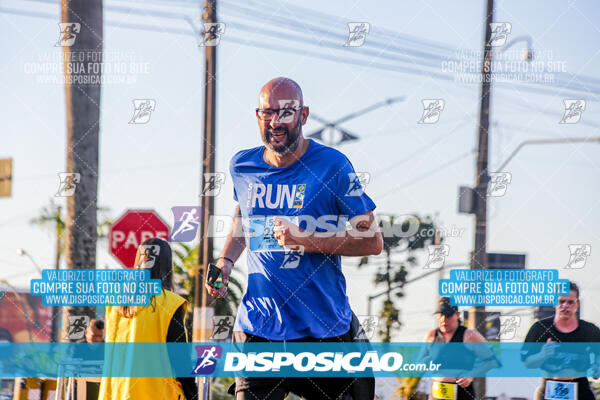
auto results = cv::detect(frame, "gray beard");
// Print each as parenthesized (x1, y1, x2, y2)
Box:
(263, 117, 302, 155)
(271, 133, 300, 155)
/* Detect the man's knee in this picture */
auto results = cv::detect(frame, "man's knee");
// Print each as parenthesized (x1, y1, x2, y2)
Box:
(235, 387, 286, 400)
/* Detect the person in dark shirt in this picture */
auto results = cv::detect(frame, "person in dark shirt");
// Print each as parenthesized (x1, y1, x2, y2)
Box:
(521, 281, 600, 400)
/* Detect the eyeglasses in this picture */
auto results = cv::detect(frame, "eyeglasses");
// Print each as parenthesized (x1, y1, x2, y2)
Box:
(256, 106, 303, 121)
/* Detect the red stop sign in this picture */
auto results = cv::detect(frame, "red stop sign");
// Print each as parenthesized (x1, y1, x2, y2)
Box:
(109, 210, 170, 268)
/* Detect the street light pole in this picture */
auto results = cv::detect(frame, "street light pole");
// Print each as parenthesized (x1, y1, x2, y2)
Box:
(496, 136, 600, 172)
(195, 1, 218, 399)
(195, 0, 217, 342)
(17, 245, 60, 342)
(51, 206, 61, 342)
(471, 0, 494, 397)
(307, 97, 405, 146)
(16, 248, 43, 275)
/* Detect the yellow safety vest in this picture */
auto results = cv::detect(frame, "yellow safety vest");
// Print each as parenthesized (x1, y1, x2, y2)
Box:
(99, 290, 188, 400)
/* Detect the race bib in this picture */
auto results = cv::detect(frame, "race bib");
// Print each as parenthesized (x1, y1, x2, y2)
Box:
(248, 216, 298, 252)
(432, 382, 457, 400)
(544, 380, 577, 400)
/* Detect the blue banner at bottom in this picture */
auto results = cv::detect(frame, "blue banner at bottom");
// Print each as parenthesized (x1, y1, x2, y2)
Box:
(1, 342, 599, 378)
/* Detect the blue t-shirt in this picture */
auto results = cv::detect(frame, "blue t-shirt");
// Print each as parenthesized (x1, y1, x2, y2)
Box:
(230, 139, 376, 340)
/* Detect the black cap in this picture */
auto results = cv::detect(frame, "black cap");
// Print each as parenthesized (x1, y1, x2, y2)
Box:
(434, 297, 459, 317)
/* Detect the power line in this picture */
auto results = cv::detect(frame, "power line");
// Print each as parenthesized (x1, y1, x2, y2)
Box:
(12, 0, 600, 97)
(371, 117, 474, 179)
(377, 149, 476, 200)
(219, 0, 600, 94)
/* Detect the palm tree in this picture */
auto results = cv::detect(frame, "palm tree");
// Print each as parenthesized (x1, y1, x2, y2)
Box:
(60, 0, 103, 341)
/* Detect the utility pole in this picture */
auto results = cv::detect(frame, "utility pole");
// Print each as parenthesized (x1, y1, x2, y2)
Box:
(470, 0, 494, 398)
(51, 206, 61, 342)
(61, 0, 102, 341)
(195, 0, 217, 398)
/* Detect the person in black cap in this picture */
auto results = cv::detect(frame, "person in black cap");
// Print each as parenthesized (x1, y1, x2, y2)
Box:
(422, 297, 493, 400)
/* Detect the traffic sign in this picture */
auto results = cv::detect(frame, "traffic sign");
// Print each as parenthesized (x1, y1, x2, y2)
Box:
(109, 210, 170, 268)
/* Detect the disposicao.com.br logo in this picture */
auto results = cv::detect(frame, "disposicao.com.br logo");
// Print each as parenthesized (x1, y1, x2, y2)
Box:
(223, 351, 440, 374)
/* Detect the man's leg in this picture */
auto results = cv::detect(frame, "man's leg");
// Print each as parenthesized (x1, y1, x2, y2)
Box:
(232, 331, 288, 400)
(235, 386, 286, 400)
(287, 377, 353, 400)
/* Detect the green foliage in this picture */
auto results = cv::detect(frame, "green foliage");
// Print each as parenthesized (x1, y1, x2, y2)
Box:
(30, 199, 113, 267)
(211, 377, 235, 399)
(359, 214, 439, 341)
(172, 243, 244, 318)
(379, 299, 400, 342)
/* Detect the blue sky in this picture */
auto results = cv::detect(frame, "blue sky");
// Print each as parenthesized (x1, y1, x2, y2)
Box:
(1, 0, 599, 359)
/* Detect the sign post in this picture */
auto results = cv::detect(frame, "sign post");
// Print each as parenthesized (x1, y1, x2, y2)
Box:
(109, 210, 170, 268)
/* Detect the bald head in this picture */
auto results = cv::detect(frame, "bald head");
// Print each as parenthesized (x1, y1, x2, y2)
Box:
(259, 77, 303, 108)
(256, 77, 309, 157)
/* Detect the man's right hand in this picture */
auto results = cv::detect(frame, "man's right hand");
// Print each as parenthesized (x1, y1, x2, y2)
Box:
(541, 338, 557, 359)
(205, 258, 233, 298)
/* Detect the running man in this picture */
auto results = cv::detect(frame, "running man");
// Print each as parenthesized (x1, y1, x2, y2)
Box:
(423, 297, 498, 400)
(206, 77, 383, 400)
(521, 282, 600, 400)
(193, 346, 219, 374)
(57, 23, 78, 46)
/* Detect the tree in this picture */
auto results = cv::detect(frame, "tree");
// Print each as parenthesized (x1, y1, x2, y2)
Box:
(31, 199, 112, 341)
(172, 242, 244, 318)
(358, 214, 439, 342)
(60, 0, 103, 340)
(31, 199, 113, 267)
